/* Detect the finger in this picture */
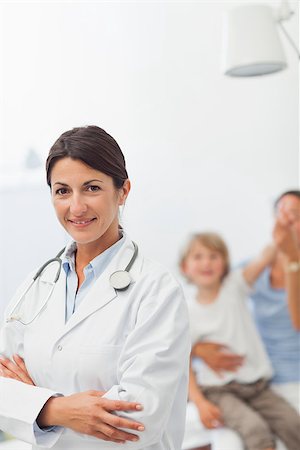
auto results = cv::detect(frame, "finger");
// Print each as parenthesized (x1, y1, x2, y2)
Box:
(98, 423, 140, 442)
(0, 358, 31, 384)
(218, 344, 230, 351)
(221, 353, 244, 361)
(220, 355, 244, 367)
(212, 408, 222, 420)
(0, 365, 20, 381)
(101, 398, 143, 412)
(221, 362, 242, 370)
(13, 355, 27, 372)
(102, 411, 144, 431)
(211, 419, 223, 428)
(0, 359, 19, 376)
(92, 430, 126, 443)
(203, 418, 215, 429)
(12, 355, 34, 384)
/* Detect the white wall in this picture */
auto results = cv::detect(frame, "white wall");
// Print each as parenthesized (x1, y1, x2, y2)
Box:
(0, 0, 298, 313)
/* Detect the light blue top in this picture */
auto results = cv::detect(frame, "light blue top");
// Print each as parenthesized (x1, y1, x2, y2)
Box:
(62, 235, 125, 322)
(250, 267, 300, 383)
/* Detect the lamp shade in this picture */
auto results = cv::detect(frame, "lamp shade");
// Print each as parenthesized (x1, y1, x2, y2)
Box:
(222, 4, 287, 77)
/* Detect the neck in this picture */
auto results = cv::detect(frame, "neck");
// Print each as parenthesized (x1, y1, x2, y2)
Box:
(270, 252, 288, 288)
(75, 228, 121, 269)
(196, 283, 221, 304)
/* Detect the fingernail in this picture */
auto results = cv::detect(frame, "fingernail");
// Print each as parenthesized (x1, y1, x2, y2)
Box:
(135, 404, 143, 410)
(132, 437, 139, 441)
(138, 426, 144, 431)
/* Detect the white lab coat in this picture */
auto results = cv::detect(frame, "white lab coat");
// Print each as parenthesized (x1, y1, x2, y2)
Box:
(0, 235, 190, 450)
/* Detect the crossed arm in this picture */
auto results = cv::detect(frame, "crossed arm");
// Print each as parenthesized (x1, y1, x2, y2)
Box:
(0, 354, 144, 443)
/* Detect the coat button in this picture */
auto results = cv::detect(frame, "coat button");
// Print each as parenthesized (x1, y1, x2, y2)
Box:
(57, 345, 63, 351)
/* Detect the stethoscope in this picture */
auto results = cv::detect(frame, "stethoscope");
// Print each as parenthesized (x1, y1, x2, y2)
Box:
(7, 242, 138, 326)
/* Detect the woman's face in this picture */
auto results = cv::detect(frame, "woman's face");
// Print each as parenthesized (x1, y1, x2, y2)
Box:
(182, 241, 226, 289)
(277, 194, 300, 243)
(50, 157, 130, 249)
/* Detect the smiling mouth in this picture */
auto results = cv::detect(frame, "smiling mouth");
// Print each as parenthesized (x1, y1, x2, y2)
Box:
(68, 218, 96, 225)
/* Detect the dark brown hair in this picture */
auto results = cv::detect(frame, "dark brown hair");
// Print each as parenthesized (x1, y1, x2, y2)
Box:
(46, 126, 128, 189)
(274, 190, 300, 210)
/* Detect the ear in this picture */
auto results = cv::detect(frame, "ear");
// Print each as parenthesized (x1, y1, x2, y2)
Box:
(118, 179, 131, 206)
(180, 260, 187, 276)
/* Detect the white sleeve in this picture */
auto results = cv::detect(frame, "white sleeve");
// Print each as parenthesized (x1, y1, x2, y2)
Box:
(102, 278, 191, 448)
(224, 269, 252, 300)
(0, 276, 64, 447)
(0, 378, 63, 446)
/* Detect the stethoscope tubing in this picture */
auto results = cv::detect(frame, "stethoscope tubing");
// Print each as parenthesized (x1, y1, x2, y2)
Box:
(7, 241, 138, 325)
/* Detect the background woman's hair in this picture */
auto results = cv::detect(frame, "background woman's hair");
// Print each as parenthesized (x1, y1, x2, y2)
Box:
(274, 190, 300, 210)
(46, 125, 128, 189)
(180, 232, 230, 279)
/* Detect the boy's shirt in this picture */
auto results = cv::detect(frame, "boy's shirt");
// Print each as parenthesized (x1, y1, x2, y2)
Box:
(189, 269, 273, 387)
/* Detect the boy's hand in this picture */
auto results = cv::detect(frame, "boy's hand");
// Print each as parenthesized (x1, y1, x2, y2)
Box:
(197, 399, 224, 429)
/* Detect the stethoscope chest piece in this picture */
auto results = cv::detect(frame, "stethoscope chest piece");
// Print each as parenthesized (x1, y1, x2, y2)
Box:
(110, 270, 132, 291)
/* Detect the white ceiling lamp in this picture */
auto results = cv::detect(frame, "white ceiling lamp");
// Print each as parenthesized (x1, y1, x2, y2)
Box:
(222, 0, 299, 77)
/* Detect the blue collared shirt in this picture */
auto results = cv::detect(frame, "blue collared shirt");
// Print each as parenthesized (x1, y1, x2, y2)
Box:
(249, 267, 300, 383)
(62, 235, 125, 322)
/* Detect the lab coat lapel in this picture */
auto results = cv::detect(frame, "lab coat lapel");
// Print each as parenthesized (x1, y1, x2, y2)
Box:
(59, 237, 136, 337)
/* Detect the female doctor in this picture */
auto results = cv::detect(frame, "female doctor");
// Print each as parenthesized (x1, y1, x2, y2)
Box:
(0, 126, 190, 450)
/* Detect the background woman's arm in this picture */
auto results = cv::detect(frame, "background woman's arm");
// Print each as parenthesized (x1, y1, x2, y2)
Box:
(273, 211, 300, 330)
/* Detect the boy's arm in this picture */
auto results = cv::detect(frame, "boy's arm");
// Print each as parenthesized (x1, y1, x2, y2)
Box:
(188, 362, 206, 406)
(242, 244, 276, 286)
(189, 360, 223, 429)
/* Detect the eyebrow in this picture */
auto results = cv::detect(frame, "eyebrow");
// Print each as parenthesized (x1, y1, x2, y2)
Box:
(53, 179, 104, 186)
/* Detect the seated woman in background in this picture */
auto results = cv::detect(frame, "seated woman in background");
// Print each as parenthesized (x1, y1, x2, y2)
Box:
(180, 232, 300, 450)
(192, 190, 300, 412)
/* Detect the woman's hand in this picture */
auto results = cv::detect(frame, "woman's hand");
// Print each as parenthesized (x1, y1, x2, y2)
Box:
(197, 398, 223, 429)
(0, 354, 35, 385)
(38, 391, 145, 443)
(274, 206, 299, 261)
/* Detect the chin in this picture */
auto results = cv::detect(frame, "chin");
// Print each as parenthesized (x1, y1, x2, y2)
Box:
(199, 278, 220, 287)
(67, 231, 95, 244)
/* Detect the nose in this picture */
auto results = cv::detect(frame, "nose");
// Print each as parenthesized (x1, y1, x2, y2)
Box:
(202, 258, 211, 268)
(69, 193, 88, 216)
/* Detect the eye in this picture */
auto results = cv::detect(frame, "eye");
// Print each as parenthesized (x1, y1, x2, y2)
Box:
(194, 253, 203, 260)
(86, 185, 101, 192)
(55, 187, 69, 195)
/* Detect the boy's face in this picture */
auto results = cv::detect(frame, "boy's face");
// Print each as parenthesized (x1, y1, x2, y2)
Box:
(183, 241, 226, 289)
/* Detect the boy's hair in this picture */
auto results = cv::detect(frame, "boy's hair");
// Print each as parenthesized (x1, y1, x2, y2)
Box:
(180, 232, 230, 279)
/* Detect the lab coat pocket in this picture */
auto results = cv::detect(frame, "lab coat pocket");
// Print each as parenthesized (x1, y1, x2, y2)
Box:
(78, 344, 123, 391)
